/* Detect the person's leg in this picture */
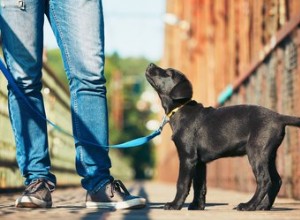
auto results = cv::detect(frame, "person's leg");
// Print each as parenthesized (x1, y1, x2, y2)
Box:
(0, 0, 56, 186)
(47, 0, 145, 209)
(0, 0, 56, 208)
(47, 0, 112, 191)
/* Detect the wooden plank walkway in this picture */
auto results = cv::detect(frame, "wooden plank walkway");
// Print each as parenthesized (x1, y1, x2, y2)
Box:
(0, 181, 300, 220)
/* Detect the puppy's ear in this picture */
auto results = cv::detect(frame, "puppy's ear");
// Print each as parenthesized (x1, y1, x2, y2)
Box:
(170, 80, 193, 100)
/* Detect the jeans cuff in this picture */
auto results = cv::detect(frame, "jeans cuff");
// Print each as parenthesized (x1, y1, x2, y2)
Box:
(89, 177, 114, 194)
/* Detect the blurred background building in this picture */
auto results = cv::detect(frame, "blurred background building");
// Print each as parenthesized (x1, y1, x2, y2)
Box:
(157, 0, 300, 200)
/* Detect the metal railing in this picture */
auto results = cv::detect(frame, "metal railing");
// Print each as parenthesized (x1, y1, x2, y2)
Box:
(213, 14, 300, 199)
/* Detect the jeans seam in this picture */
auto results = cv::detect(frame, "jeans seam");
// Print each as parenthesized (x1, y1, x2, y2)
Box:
(4, 51, 20, 150)
(79, 145, 89, 176)
(73, 90, 81, 141)
(8, 93, 19, 152)
(49, 1, 81, 140)
(49, 2, 73, 80)
(49, 2, 87, 172)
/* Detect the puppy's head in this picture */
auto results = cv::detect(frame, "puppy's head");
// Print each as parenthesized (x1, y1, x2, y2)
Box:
(145, 63, 193, 113)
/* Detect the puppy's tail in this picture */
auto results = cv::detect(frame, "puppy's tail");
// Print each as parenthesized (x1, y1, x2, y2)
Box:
(280, 115, 300, 127)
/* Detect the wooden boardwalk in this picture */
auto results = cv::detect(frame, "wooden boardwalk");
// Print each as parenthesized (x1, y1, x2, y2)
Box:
(0, 181, 300, 220)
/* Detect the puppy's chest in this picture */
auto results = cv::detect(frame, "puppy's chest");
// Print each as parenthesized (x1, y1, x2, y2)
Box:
(170, 118, 204, 144)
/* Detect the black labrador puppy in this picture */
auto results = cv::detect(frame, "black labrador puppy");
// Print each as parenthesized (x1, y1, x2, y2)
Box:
(145, 63, 300, 211)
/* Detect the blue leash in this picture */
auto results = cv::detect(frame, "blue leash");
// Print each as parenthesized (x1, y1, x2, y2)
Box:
(0, 58, 168, 148)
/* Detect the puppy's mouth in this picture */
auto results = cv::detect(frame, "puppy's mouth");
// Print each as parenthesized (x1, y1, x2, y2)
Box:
(145, 72, 156, 88)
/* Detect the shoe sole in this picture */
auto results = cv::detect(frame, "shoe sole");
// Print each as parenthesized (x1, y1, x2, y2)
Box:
(15, 196, 52, 208)
(86, 198, 146, 210)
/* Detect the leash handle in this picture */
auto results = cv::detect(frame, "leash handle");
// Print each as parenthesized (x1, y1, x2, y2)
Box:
(0, 58, 167, 148)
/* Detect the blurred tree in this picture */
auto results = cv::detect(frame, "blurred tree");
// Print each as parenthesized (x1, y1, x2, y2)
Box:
(106, 53, 157, 179)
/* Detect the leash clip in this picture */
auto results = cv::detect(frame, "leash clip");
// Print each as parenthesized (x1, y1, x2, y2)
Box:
(158, 115, 169, 132)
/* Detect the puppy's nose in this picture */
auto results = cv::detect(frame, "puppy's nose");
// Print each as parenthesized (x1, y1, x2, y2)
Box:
(149, 63, 156, 68)
(147, 63, 156, 72)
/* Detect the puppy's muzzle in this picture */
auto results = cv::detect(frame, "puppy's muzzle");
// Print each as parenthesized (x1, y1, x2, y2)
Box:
(146, 63, 157, 76)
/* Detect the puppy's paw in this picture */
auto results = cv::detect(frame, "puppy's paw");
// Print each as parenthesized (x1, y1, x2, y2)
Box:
(255, 196, 272, 210)
(188, 202, 205, 210)
(256, 204, 272, 211)
(235, 203, 256, 211)
(164, 202, 181, 210)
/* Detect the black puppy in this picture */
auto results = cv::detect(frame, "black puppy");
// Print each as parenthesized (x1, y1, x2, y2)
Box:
(145, 63, 300, 211)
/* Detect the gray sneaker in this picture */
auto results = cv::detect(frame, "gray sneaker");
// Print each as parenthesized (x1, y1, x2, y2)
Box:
(86, 180, 146, 209)
(15, 179, 54, 208)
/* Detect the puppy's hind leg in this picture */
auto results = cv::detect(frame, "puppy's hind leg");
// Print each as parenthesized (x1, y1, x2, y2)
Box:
(188, 162, 207, 210)
(236, 148, 272, 211)
(256, 152, 282, 210)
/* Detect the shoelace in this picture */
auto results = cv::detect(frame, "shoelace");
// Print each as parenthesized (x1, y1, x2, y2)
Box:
(110, 180, 130, 197)
(24, 179, 54, 194)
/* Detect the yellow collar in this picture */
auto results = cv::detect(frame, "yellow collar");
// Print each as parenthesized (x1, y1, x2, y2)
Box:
(167, 100, 192, 118)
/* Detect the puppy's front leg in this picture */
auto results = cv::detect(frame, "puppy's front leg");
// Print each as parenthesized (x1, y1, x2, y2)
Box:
(188, 162, 207, 210)
(164, 157, 197, 210)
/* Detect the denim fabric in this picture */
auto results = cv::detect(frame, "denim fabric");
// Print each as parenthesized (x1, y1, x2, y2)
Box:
(0, 0, 113, 191)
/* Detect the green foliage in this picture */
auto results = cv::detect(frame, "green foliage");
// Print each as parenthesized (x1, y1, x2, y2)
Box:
(106, 52, 157, 179)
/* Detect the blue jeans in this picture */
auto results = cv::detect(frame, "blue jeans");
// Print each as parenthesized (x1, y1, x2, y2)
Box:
(0, 0, 113, 192)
